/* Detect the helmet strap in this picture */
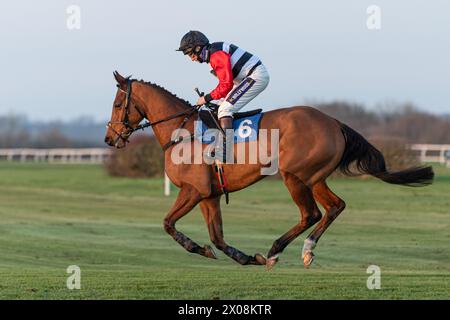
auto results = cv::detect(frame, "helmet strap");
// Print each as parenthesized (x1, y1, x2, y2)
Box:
(199, 46, 210, 63)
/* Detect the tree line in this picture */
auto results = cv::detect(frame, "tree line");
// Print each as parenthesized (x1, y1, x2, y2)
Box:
(0, 102, 449, 149)
(0, 114, 104, 148)
(315, 101, 450, 144)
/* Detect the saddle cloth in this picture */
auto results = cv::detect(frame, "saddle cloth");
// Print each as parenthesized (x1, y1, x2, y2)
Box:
(195, 109, 263, 144)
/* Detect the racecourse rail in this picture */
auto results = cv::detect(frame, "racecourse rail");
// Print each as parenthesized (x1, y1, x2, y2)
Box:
(0, 148, 110, 164)
(0, 147, 171, 195)
(1, 145, 449, 164)
(409, 144, 450, 165)
(0, 145, 448, 198)
(0, 145, 449, 166)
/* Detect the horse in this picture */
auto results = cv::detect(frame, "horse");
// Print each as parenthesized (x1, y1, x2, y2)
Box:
(105, 71, 434, 269)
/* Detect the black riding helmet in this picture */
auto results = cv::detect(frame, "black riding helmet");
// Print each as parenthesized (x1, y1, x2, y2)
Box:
(176, 31, 209, 56)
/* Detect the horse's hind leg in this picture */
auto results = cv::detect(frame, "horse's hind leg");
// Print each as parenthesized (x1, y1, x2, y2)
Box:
(163, 184, 215, 259)
(266, 171, 322, 269)
(199, 197, 266, 266)
(302, 180, 346, 267)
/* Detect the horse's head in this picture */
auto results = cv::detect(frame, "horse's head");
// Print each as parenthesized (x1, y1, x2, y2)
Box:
(105, 71, 146, 148)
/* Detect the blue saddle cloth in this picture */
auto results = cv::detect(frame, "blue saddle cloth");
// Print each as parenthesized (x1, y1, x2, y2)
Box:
(195, 113, 263, 144)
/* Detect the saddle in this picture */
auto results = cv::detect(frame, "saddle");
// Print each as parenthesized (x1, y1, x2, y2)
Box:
(198, 105, 263, 130)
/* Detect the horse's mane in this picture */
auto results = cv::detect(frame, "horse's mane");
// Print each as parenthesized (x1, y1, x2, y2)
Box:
(135, 79, 193, 108)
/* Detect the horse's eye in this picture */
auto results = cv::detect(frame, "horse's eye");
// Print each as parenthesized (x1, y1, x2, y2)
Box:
(115, 102, 122, 108)
(116, 84, 120, 88)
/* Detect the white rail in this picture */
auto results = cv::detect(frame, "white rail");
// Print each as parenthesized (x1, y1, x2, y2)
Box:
(2, 145, 449, 166)
(0, 148, 111, 164)
(0, 148, 173, 194)
(164, 172, 171, 196)
(409, 144, 450, 166)
(1, 145, 447, 195)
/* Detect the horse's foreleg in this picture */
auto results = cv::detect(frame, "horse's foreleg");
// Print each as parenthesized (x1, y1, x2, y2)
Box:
(302, 181, 346, 267)
(163, 184, 213, 259)
(266, 171, 322, 269)
(199, 197, 266, 266)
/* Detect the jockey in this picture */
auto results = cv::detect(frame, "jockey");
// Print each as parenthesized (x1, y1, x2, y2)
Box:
(176, 30, 270, 143)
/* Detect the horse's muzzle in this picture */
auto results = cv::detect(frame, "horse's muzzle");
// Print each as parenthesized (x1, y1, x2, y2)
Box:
(104, 136, 114, 146)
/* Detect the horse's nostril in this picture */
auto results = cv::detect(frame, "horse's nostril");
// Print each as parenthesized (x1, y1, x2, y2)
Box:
(104, 137, 111, 145)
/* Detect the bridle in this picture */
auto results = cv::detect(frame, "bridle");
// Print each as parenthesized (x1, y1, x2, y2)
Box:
(107, 79, 142, 146)
(107, 78, 200, 150)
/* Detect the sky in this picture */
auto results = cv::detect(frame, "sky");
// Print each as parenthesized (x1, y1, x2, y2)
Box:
(1, 0, 449, 121)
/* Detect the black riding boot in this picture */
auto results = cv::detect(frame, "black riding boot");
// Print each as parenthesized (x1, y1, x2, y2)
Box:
(219, 116, 233, 163)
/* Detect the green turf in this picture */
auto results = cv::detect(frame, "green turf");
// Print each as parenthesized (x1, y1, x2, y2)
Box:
(0, 162, 449, 299)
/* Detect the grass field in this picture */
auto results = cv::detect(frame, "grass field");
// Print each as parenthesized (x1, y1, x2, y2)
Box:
(0, 162, 449, 299)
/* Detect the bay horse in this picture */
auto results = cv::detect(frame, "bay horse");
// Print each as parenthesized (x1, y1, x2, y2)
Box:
(105, 71, 434, 269)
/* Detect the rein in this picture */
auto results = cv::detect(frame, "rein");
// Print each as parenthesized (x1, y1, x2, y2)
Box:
(108, 79, 200, 151)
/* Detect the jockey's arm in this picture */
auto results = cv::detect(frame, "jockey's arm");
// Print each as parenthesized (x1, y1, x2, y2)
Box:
(204, 51, 234, 103)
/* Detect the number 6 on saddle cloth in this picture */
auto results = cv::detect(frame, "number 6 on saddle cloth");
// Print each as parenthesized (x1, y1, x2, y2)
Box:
(195, 109, 263, 145)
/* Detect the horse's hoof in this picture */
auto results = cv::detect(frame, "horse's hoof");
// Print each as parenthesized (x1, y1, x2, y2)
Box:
(254, 253, 267, 265)
(265, 255, 279, 271)
(303, 250, 315, 268)
(203, 245, 217, 259)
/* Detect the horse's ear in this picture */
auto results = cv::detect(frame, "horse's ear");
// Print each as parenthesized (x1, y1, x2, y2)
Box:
(113, 70, 126, 85)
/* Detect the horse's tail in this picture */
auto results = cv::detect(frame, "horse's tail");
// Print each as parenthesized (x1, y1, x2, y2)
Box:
(337, 122, 434, 186)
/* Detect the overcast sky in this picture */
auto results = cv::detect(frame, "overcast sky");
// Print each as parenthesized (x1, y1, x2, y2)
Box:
(1, 0, 449, 121)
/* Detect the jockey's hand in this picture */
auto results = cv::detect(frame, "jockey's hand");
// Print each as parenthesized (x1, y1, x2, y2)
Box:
(196, 96, 206, 106)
